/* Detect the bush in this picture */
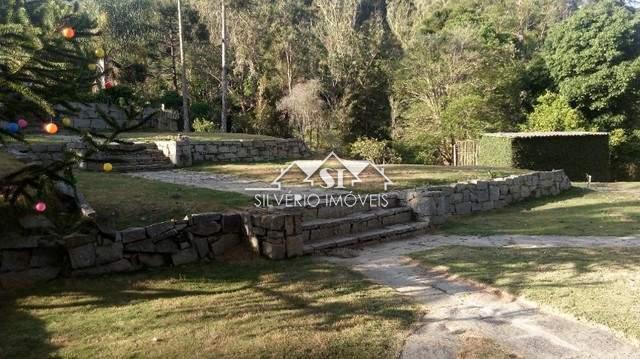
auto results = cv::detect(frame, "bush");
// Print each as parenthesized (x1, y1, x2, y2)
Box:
(350, 137, 402, 164)
(610, 129, 640, 180)
(523, 92, 586, 131)
(193, 118, 217, 133)
(478, 133, 610, 181)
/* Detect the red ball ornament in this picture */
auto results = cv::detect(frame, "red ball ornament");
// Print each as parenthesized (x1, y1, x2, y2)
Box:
(104, 81, 113, 89)
(61, 27, 75, 40)
(34, 201, 47, 213)
(17, 118, 28, 128)
(44, 123, 58, 135)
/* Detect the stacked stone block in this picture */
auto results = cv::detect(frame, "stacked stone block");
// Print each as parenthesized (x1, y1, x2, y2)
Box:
(246, 211, 304, 260)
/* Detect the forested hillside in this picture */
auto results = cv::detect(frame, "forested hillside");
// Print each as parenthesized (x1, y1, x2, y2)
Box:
(83, 0, 640, 178)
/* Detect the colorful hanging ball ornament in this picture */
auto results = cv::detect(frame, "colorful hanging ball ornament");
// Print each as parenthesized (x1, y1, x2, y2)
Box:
(62, 117, 72, 127)
(87, 63, 97, 71)
(6, 122, 19, 134)
(17, 118, 28, 128)
(104, 81, 113, 89)
(34, 201, 47, 213)
(95, 48, 106, 58)
(103, 163, 113, 172)
(61, 27, 75, 40)
(44, 123, 58, 135)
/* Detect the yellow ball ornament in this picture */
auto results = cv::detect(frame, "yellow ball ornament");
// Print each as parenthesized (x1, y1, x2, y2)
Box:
(103, 163, 113, 172)
(87, 63, 97, 71)
(95, 48, 105, 58)
(62, 117, 72, 127)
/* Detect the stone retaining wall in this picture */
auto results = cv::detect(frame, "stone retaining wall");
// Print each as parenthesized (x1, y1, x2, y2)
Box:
(402, 169, 572, 225)
(0, 212, 245, 289)
(155, 138, 311, 167)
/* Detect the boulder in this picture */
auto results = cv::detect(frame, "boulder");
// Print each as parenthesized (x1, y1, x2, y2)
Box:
(67, 243, 96, 269)
(171, 247, 199, 266)
(1, 250, 31, 272)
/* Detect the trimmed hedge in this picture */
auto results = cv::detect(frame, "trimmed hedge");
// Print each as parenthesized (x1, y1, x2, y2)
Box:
(478, 133, 610, 181)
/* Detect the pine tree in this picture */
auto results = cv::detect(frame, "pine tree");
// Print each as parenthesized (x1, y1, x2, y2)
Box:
(0, 0, 153, 234)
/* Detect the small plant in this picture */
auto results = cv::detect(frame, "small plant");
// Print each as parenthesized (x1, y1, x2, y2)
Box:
(350, 137, 402, 164)
(193, 117, 217, 133)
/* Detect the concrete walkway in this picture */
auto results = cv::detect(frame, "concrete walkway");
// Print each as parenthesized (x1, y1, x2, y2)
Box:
(323, 235, 640, 359)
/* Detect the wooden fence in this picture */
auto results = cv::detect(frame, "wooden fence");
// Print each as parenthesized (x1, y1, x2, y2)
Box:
(453, 140, 479, 166)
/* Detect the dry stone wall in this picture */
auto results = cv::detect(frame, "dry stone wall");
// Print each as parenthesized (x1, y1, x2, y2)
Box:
(402, 170, 572, 225)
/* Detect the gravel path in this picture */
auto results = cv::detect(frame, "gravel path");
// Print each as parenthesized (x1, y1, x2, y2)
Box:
(323, 235, 640, 359)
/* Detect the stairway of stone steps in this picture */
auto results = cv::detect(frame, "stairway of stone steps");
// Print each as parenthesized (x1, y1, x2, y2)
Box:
(79, 143, 174, 172)
(299, 194, 428, 255)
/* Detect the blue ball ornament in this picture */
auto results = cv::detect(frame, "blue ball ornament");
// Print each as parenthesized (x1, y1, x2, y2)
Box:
(6, 122, 19, 134)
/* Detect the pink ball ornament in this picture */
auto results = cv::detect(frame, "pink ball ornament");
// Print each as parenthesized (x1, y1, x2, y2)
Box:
(18, 118, 28, 128)
(34, 201, 47, 213)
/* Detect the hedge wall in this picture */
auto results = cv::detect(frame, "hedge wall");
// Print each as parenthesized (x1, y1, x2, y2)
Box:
(478, 133, 610, 181)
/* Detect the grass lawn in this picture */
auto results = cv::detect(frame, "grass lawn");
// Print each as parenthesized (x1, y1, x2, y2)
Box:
(0, 152, 252, 229)
(410, 246, 640, 342)
(440, 186, 640, 236)
(0, 258, 419, 359)
(75, 172, 252, 229)
(193, 162, 525, 191)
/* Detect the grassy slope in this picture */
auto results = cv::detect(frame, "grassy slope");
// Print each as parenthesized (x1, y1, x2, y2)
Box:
(0, 258, 418, 359)
(75, 172, 251, 229)
(13, 132, 278, 144)
(440, 187, 640, 236)
(410, 246, 640, 342)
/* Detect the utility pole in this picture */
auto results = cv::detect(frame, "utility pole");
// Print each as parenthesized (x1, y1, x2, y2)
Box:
(177, 0, 190, 132)
(220, 0, 228, 133)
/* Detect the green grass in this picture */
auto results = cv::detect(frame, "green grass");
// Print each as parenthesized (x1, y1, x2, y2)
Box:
(440, 187, 640, 236)
(0, 152, 252, 230)
(410, 246, 640, 342)
(0, 258, 419, 359)
(75, 172, 252, 229)
(193, 162, 525, 191)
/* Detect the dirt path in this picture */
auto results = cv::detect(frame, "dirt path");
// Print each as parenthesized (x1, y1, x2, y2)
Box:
(323, 235, 640, 359)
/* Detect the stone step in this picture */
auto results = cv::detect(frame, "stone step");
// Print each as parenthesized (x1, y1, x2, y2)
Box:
(302, 222, 430, 255)
(300, 194, 402, 220)
(302, 207, 414, 242)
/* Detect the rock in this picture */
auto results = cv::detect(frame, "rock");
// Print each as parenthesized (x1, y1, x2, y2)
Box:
(0, 266, 61, 289)
(262, 240, 286, 260)
(155, 239, 179, 254)
(0, 235, 38, 249)
(72, 259, 135, 276)
(64, 233, 95, 248)
(124, 238, 155, 253)
(191, 237, 210, 258)
(187, 222, 221, 237)
(19, 215, 54, 231)
(189, 213, 222, 225)
(95, 243, 124, 265)
(1, 250, 32, 272)
(171, 247, 198, 266)
(120, 227, 147, 243)
(30, 247, 63, 268)
(222, 214, 242, 233)
(138, 254, 166, 268)
(67, 243, 96, 269)
(150, 229, 179, 242)
(210, 233, 241, 256)
(285, 234, 304, 258)
(145, 221, 175, 238)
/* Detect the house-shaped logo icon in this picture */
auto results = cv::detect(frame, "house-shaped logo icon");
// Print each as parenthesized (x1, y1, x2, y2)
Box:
(246, 152, 394, 191)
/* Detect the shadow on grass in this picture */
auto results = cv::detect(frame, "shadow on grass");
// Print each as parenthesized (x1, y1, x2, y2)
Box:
(0, 258, 415, 358)
(411, 245, 640, 296)
(440, 187, 640, 236)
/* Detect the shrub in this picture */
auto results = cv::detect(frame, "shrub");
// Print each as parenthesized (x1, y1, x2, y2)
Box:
(193, 118, 217, 133)
(523, 92, 586, 131)
(610, 129, 640, 180)
(478, 133, 610, 181)
(350, 137, 402, 164)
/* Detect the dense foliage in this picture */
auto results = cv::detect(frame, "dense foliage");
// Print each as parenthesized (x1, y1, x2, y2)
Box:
(72, 0, 640, 177)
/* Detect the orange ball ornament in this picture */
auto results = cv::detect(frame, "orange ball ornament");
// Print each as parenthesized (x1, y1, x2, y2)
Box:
(44, 123, 58, 135)
(61, 27, 75, 40)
